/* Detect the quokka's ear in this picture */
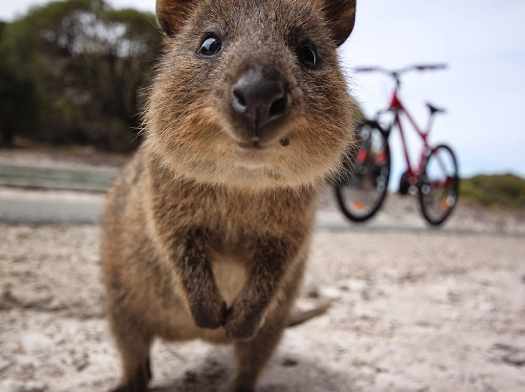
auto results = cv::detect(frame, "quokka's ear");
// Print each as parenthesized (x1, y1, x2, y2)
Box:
(315, 0, 356, 46)
(156, 0, 196, 37)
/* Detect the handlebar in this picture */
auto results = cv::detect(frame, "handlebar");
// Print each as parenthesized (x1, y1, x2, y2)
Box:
(411, 64, 447, 71)
(355, 64, 447, 85)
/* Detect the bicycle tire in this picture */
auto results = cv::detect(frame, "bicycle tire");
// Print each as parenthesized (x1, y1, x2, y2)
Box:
(418, 144, 459, 226)
(335, 122, 391, 222)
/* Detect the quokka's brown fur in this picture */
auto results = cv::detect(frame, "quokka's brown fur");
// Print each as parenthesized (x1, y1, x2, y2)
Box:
(101, 0, 357, 391)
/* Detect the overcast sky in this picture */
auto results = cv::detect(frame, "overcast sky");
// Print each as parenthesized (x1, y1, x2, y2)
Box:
(1, 0, 524, 180)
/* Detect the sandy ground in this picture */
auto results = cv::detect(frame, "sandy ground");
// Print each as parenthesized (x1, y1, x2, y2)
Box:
(1, 147, 524, 392)
(1, 190, 525, 392)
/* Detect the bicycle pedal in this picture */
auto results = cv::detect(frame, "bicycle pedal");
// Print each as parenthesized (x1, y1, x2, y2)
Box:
(399, 172, 409, 195)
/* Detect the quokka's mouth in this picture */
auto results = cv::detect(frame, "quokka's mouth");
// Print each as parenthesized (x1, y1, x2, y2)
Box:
(236, 139, 266, 150)
(234, 134, 291, 151)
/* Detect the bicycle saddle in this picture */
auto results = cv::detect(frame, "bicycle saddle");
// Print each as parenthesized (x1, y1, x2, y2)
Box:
(426, 102, 446, 115)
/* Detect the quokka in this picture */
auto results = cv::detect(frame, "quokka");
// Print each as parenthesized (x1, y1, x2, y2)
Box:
(101, 0, 357, 391)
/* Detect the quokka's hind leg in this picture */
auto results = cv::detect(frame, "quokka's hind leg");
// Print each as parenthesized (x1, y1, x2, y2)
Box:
(107, 303, 154, 392)
(229, 254, 306, 392)
(230, 264, 305, 392)
(229, 304, 290, 392)
(110, 356, 152, 392)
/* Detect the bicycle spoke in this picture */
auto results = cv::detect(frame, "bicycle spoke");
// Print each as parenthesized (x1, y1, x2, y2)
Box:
(419, 145, 459, 225)
(335, 123, 390, 222)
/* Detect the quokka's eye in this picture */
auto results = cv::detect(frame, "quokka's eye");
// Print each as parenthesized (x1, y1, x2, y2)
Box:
(298, 43, 318, 68)
(198, 35, 222, 57)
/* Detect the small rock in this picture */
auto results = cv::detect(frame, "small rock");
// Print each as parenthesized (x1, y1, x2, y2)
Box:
(20, 333, 52, 356)
(41, 363, 65, 378)
(203, 359, 227, 383)
(184, 370, 198, 383)
(0, 358, 11, 372)
(503, 350, 525, 366)
(22, 381, 47, 392)
(87, 255, 100, 264)
(300, 273, 320, 298)
(484, 384, 498, 392)
(360, 289, 372, 301)
(16, 356, 41, 374)
(72, 353, 89, 372)
(54, 334, 66, 345)
(342, 279, 368, 292)
(0, 379, 48, 392)
(375, 373, 427, 392)
(281, 357, 298, 367)
(320, 287, 342, 301)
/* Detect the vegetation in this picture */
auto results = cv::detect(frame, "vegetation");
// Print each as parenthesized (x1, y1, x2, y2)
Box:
(0, 1, 365, 153)
(0, 0, 163, 151)
(460, 174, 525, 209)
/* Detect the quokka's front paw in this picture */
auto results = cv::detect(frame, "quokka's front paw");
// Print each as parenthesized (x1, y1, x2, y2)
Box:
(224, 304, 265, 342)
(190, 298, 227, 329)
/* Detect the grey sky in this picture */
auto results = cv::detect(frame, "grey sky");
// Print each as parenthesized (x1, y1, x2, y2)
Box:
(1, 0, 524, 179)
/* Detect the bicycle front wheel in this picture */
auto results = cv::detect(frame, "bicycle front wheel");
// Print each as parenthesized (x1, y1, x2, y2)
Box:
(335, 123, 391, 222)
(418, 144, 459, 225)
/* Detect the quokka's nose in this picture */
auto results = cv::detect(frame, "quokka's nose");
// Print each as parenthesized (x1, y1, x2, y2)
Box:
(230, 68, 287, 134)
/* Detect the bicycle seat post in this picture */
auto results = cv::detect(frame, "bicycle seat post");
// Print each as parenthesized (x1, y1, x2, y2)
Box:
(425, 113, 435, 135)
(425, 103, 446, 134)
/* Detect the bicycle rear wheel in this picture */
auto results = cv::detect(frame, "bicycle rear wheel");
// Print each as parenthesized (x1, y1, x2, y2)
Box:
(418, 144, 459, 225)
(335, 122, 390, 222)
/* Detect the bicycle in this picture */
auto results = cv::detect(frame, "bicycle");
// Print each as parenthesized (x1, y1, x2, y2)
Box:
(334, 64, 459, 226)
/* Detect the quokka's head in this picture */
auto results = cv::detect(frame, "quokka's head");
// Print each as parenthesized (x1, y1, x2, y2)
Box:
(146, 0, 357, 190)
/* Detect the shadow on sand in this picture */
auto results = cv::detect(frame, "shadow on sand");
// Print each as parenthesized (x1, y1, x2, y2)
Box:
(148, 351, 359, 392)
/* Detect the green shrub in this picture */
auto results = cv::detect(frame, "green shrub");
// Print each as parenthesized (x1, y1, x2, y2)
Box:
(0, 0, 163, 151)
(460, 174, 525, 209)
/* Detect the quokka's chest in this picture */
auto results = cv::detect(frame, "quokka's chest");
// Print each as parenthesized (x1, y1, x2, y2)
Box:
(211, 254, 249, 307)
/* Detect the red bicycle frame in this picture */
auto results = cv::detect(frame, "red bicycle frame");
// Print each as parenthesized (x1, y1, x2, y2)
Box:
(389, 90, 431, 183)
(389, 88, 453, 195)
